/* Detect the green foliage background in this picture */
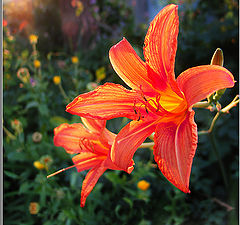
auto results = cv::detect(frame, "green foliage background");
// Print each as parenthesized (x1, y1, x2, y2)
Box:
(3, 0, 238, 224)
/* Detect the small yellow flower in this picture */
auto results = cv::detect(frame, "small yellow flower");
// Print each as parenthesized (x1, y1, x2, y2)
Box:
(71, 56, 79, 64)
(53, 76, 61, 85)
(75, 1, 84, 16)
(33, 161, 45, 170)
(29, 34, 38, 44)
(34, 60, 41, 68)
(29, 202, 40, 215)
(137, 180, 150, 191)
(96, 67, 106, 82)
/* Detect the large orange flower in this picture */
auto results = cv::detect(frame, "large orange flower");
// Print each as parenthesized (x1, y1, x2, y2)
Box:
(66, 5, 235, 193)
(54, 118, 134, 207)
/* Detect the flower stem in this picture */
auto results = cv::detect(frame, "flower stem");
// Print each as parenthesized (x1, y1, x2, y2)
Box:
(198, 95, 239, 135)
(3, 125, 16, 140)
(208, 132, 228, 189)
(58, 83, 69, 102)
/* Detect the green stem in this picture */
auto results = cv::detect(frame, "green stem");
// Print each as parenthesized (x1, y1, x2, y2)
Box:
(208, 132, 228, 189)
(198, 112, 222, 135)
(58, 83, 69, 102)
(198, 95, 239, 135)
(3, 125, 16, 140)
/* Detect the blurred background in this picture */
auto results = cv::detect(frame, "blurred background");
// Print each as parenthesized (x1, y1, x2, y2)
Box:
(3, 0, 239, 224)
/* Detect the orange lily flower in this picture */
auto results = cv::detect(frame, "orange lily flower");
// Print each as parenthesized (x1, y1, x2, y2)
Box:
(53, 117, 134, 207)
(66, 5, 235, 193)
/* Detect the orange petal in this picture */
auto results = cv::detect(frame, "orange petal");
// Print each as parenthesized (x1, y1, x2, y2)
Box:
(72, 152, 106, 172)
(153, 111, 197, 193)
(81, 118, 106, 134)
(66, 83, 145, 120)
(81, 118, 116, 146)
(54, 123, 109, 155)
(111, 120, 156, 172)
(176, 65, 235, 106)
(144, 4, 180, 93)
(81, 165, 107, 207)
(109, 38, 155, 95)
(54, 123, 94, 154)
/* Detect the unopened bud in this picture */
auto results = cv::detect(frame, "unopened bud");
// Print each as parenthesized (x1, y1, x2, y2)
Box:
(210, 48, 224, 66)
(32, 132, 42, 143)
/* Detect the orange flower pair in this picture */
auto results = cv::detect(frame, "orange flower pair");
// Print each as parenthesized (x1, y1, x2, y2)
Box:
(53, 4, 235, 207)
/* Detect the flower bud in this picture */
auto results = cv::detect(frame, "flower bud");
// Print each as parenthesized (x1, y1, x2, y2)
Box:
(33, 161, 45, 170)
(53, 76, 61, 85)
(137, 180, 150, 191)
(17, 67, 30, 83)
(29, 202, 40, 215)
(71, 56, 79, 64)
(96, 67, 106, 82)
(208, 48, 226, 103)
(210, 48, 224, 66)
(32, 132, 42, 143)
(33, 60, 41, 68)
(11, 119, 23, 134)
(29, 34, 38, 45)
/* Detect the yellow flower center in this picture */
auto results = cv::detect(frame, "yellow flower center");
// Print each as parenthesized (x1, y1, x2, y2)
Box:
(159, 87, 187, 113)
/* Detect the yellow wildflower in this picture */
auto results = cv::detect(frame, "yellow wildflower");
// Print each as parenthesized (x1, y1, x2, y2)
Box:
(96, 67, 106, 82)
(71, 56, 79, 64)
(34, 60, 41, 68)
(33, 161, 45, 170)
(53, 76, 61, 85)
(29, 34, 38, 44)
(75, 1, 84, 16)
(137, 180, 150, 191)
(29, 202, 40, 215)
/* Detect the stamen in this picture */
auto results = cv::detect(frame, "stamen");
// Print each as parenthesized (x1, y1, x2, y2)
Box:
(47, 164, 77, 178)
(79, 138, 95, 153)
(139, 85, 148, 102)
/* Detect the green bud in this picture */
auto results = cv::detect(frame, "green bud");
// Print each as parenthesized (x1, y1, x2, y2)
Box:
(208, 48, 225, 103)
(210, 48, 224, 66)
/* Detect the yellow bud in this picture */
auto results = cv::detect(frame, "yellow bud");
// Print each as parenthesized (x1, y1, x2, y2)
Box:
(71, 56, 79, 64)
(53, 76, 61, 85)
(33, 161, 45, 170)
(96, 67, 106, 82)
(29, 34, 38, 45)
(137, 180, 150, 191)
(33, 60, 41, 68)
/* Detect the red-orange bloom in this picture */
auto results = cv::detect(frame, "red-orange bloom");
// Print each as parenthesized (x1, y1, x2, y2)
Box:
(66, 5, 235, 193)
(54, 118, 134, 207)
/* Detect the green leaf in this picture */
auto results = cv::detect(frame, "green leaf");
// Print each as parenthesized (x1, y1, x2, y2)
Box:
(50, 116, 69, 127)
(4, 170, 19, 179)
(25, 101, 39, 110)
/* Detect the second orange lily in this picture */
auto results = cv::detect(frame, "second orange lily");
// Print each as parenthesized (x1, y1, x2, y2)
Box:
(65, 5, 235, 193)
(53, 118, 134, 207)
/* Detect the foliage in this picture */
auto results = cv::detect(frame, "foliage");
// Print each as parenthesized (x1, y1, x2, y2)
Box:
(3, 0, 238, 224)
